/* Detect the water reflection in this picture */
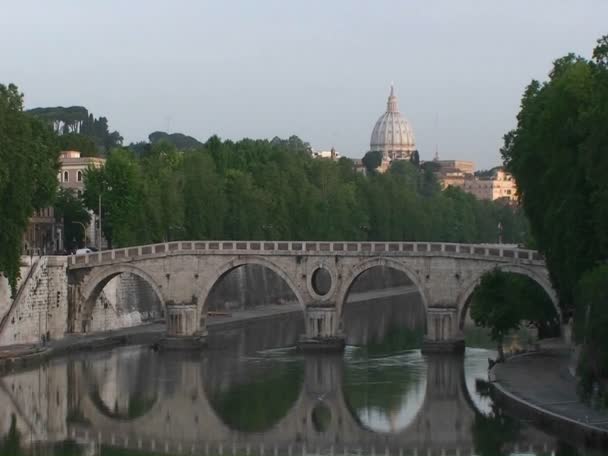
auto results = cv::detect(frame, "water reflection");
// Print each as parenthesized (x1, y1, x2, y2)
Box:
(343, 348, 427, 433)
(0, 302, 598, 456)
(1, 347, 566, 456)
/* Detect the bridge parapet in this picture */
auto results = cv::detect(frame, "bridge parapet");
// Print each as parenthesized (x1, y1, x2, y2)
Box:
(68, 240, 545, 269)
(64, 240, 553, 353)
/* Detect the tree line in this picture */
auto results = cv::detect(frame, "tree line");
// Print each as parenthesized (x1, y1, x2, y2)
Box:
(78, 136, 530, 250)
(1, 83, 530, 297)
(501, 35, 608, 399)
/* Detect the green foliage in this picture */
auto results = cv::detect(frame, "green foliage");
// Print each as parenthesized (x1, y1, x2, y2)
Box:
(362, 150, 382, 173)
(28, 106, 122, 155)
(470, 270, 522, 359)
(83, 149, 148, 248)
(501, 34, 608, 389)
(148, 131, 203, 149)
(470, 270, 558, 360)
(208, 363, 303, 432)
(0, 83, 59, 292)
(472, 380, 521, 456)
(54, 188, 91, 250)
(82, 135, 531, 249)
(57, 133, 98, 156)
(344, 349, 422, 420)
(502, 36, 608, 309)
(576, 265, 608, 399)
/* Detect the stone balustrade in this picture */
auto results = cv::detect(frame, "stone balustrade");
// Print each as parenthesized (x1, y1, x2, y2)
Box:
(68, 240, 544, 269)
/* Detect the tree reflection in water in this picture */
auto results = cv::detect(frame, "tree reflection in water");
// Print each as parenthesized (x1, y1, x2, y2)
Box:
(206, 359, 304, 433)
(344, 347, 426, 433)
(471, 379, 521, 456)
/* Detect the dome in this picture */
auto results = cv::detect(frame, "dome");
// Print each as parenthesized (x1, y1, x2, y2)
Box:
(370, 85, 416, 162)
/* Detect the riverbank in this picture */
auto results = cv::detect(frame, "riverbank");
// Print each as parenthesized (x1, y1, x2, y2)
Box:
(0, 303, 303, 375)
(490, 340, 608, 448)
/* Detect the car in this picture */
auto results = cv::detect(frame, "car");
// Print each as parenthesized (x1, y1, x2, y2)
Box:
(75, 248, 94, 255)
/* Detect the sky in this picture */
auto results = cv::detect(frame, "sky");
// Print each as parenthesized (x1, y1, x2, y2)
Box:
(1, 1, 607, 169)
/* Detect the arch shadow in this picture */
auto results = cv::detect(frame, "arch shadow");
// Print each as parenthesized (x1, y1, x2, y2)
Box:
(196, 256, 306, 317)
(457, 264, 561, 330)
(336, 257, 429, 328)
(79, 264, 166, 327)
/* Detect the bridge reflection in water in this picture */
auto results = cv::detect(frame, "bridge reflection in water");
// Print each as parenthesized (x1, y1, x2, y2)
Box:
(0, 344, 557, 456)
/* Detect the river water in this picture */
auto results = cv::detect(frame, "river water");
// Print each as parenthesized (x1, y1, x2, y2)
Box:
(0, 295, 598, 455)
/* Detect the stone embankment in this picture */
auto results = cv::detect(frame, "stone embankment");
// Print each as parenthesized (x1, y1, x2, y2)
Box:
(490, 341, 608, 448)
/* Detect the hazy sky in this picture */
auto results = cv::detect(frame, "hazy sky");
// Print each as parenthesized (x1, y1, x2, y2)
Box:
(2, 1, 606, 168)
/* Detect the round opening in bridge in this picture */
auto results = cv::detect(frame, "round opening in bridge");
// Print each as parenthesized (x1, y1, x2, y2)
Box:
(311, 403, 332, 433)
(311, 268, 331, 296)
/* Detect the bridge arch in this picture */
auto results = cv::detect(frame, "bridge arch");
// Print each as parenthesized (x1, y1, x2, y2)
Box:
(457, 263, 561, 330)
(336, 257, 429, 319)
(196, 256, 306, 316)
(79, 263, 166, 331)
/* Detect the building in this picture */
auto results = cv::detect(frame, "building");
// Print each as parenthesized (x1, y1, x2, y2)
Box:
(433, 159, 475, 190)
(58, 150, 106, 249)
(463, 168, 517, 202)
(59, 150, 105, 195)
(435, 160, 475, 176)
(312, 147, 341, 161)
(369, 85, 417, 171)
(432, 157, 518, 203)
(22, 207, 60, 255)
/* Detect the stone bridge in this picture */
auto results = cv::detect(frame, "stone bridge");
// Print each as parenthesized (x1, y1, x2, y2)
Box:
(64, 352, 555, 455)
(67, 241, 558, 351)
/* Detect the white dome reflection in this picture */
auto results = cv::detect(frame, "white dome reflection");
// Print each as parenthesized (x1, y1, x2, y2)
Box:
(343, 348, 427, 433)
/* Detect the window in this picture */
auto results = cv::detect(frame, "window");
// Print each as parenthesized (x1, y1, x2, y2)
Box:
(63, 171, 69, 182)
(77, 171, 82, 182)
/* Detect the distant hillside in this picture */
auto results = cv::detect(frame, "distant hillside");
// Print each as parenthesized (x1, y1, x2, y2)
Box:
(26, 105, 122, 155)
(148, 131, 203, 149)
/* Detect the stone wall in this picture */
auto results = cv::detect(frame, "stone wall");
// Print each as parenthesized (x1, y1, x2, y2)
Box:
(0, 256, 68, 346)
(0, 258, 164, 346)
(0, 358, 68, 444)
(89, 273, 163, 333)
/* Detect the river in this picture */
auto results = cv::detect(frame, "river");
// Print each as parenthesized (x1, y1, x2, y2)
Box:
(0, 294, 599, 455)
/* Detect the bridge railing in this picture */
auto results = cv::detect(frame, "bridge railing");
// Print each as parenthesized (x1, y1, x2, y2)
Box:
(67, 241, 544, 267)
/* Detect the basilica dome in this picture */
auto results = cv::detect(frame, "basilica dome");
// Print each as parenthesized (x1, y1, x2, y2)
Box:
(369, 85, 416, 162)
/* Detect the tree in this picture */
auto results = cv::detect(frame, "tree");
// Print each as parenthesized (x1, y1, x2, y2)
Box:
(0, 84, 59, 292)
(470, 269, 560, 361)
(576, 265, 608, 400)
(501, 35, 608, 390)
(54, 189, 91, 250)
(28, 106, 123, 155)
(470, 269, 522, 361)
(57, 132, 98, 156)
(183, 151, 226, 239)
(149, 131, 203, 149)
(83, 149, 146, 248)
(472, 379, 521, 456)
(362, 150, 382, 173)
